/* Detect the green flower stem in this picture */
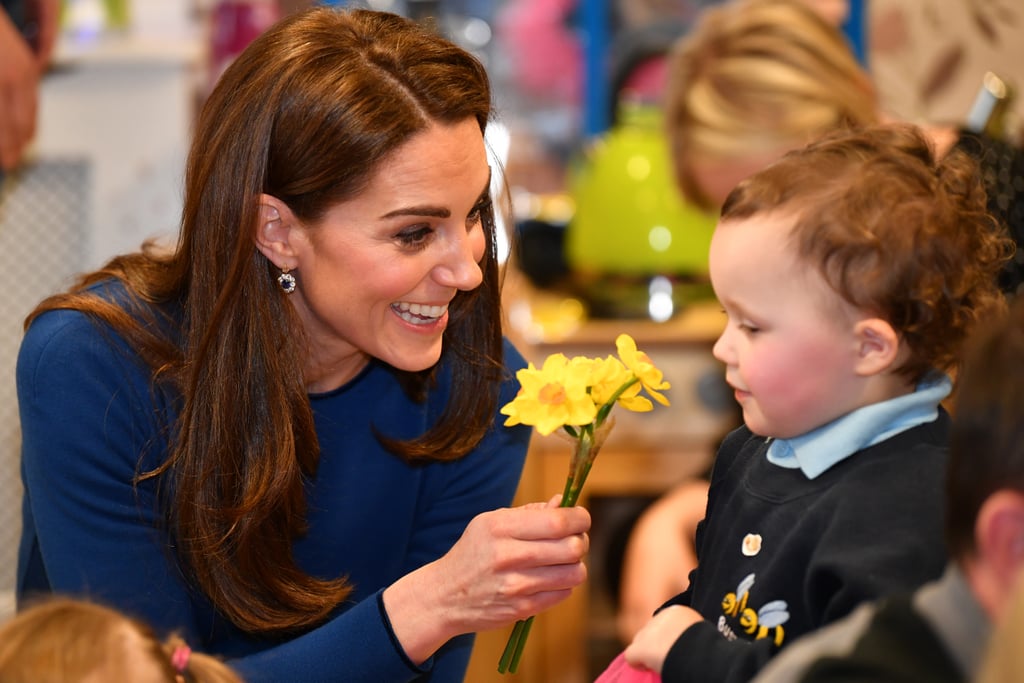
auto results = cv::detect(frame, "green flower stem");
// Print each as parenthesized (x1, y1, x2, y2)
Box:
(509, 615, 534, 672)
(497, 378, 638, 674)
(497, 618, 528, 673)
(498, 434, 598, 674)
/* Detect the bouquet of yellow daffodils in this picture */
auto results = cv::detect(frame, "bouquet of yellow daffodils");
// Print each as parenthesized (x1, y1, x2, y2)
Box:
(496, 333, 670, 674)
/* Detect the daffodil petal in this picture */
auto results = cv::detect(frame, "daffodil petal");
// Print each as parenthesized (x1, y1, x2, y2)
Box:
(617, 395, 653, 412)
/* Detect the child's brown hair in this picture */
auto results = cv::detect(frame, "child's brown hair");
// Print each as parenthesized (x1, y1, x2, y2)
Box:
(721, 121, 1012, 382)
(0, 597, 243, 683)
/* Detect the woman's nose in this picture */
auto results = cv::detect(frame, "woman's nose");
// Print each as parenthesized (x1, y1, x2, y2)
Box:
(435, 228, 485, 291)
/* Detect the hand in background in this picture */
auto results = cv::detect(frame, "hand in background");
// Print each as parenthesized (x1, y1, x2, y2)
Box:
(0, 0, 59, 171)
(34, 0, 61, 66)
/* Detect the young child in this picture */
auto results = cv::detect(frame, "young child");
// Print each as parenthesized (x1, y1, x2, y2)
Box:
(615, 122, 1011, 683)
(750, 264, 1024, 682)
(0, 597, 243, 683)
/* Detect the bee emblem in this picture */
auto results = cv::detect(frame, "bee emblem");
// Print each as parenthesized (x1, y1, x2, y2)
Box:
(740, 600, 789, 646)
(720, 573, 790, 646)
(721, 573, 755, 616)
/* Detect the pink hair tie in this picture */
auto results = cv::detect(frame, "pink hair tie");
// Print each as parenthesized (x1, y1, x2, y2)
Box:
(171, 644, 191, 673)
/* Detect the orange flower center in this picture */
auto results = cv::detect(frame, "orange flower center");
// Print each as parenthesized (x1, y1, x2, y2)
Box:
(538, 383, 567, 406)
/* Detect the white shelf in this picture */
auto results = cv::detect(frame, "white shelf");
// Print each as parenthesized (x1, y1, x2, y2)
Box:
(54, 31, 206, 69)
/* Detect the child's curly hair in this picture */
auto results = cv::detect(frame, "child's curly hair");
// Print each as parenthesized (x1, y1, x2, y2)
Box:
(720, 121, 1012, 382)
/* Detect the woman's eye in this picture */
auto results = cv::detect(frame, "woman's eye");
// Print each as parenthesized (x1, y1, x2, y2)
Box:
(396, 226, 432, 249)
(467, 197, 491, 226)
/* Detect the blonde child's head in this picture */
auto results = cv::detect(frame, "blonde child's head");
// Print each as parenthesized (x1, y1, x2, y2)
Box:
(710, 122, 1010, 438)
(0, 598, 243, 683)
(664, 0, 876, 209)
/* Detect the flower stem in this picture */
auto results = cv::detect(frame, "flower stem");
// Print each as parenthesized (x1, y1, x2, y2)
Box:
(509, 615, 534, 672)
(497, 618, 528, 673)
(498, 436, 599, 674)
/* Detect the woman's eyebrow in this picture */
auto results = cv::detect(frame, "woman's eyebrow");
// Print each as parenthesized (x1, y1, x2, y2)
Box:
(379, 170, 493, 220)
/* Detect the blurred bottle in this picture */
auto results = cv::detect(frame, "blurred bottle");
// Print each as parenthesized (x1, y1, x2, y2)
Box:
(103, 0, 128, 30)
(965, 72, 1015, 141)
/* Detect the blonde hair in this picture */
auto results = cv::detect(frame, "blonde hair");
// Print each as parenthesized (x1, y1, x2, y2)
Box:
(664, 0, 877, 208)
(0, 598, 243, 683)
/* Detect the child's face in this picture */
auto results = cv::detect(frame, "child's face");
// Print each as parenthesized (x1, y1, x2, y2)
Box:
(709, 211, 867, 438)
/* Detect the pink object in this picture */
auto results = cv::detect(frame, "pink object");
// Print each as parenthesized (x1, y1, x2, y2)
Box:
(208, 0, 281, 87)
(495, 0, 582, 104)
(594, 652, 662, 683)
(170, 644, 191, 673)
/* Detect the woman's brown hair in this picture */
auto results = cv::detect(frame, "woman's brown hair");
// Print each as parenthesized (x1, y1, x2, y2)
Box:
(721, 122, 1012, 382)
(24, 8, 503, 634)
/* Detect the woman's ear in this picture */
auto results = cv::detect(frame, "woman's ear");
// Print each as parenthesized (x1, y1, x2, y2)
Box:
(254, 193, 298, 268)
(852, 317, 900, 376)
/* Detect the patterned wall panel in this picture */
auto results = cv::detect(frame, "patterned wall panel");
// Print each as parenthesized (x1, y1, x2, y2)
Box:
(0, 160, 89, 619)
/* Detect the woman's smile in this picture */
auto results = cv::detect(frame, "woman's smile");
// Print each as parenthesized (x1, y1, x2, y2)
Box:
(391, 301, 449, 326)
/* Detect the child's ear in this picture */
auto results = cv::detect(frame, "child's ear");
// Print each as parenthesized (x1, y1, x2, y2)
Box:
(254, 193, 298, 269)
(975, 491, 1024, 595)
(852, 318, 899, 376)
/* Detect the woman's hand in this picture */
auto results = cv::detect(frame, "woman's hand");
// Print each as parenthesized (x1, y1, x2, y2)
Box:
(382, 495, 591, 664)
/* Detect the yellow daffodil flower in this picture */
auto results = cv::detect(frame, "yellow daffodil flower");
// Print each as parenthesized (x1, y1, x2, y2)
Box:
(501, 354, 597, 436)
(498, 333, 672, 675)
(615, 333, 671, 406)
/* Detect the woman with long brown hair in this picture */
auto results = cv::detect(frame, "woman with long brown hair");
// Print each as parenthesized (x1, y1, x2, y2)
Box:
(15, 7, 590, 682)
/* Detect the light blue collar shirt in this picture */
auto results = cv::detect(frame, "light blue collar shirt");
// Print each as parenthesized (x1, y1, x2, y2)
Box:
(765, 373, 952, 480)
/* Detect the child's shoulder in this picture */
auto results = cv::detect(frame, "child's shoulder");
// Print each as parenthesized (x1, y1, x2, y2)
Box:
(834, 414, 951, 495)
(710, 424, 768, 477)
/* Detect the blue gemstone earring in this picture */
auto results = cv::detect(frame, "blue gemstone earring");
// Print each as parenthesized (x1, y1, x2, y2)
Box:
(277, 268, 296, 294)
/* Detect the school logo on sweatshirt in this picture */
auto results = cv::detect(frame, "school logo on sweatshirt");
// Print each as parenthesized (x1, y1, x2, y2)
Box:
(718, 572, 790, 646)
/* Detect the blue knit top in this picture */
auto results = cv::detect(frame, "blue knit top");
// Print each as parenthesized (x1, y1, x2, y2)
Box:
(16, 289, 531, 682)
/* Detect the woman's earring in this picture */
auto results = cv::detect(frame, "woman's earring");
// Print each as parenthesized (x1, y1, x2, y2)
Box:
(277, 268, 296, 294)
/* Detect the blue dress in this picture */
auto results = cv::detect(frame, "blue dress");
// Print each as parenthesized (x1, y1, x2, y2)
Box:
(16, 290, 532, 682)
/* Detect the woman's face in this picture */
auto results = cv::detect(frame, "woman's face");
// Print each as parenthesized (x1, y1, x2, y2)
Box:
(688, 146, 795, 209)
(284, 117, 491, 392)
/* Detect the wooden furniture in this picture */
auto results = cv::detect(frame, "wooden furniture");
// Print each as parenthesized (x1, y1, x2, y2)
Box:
(465, 289, 734, 682)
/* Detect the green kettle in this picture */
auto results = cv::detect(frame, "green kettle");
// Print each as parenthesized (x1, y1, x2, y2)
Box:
(567, 102, 715, 277)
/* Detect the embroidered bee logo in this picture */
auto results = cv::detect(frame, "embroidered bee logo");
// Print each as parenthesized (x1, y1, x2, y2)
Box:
(721, 573, 790, 646)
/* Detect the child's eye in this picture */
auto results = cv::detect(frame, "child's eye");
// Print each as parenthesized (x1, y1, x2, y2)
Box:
(396, 226, 433, 250)
(738, 322, 760, 334)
